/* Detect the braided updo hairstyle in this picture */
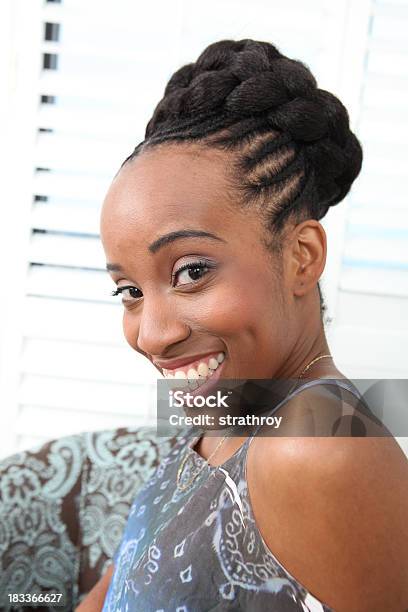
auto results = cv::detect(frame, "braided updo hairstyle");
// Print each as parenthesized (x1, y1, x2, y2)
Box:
(121, 39, 363, 324)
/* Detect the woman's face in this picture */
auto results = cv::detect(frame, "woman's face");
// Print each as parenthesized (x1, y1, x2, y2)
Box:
(100, 143, 305, 382)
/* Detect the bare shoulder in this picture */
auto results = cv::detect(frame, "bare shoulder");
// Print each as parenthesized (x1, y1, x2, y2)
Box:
(247, 433, 408, 612)
(75, 564, 114, 611)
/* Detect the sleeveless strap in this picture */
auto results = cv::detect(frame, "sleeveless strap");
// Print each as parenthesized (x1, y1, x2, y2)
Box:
(246, 378, 364, 445)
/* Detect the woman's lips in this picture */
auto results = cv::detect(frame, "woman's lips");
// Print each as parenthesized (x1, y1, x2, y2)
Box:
(155, 350, 224, 372)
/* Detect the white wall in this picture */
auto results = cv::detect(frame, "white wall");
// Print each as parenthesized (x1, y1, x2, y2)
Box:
(0, 0, 407, 458)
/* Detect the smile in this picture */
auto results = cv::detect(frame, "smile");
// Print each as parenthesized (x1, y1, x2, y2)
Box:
(162, 352, 225, 392)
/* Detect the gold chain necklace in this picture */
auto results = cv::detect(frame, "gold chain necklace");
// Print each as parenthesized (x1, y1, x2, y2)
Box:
(176, 353, 333, 492)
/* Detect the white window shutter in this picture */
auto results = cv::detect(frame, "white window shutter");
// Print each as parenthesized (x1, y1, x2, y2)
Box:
(0, 0, 184, 456)
(327, 0, 408, 379)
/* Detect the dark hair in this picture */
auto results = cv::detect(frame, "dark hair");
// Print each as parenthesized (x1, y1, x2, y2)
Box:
(121, 39, 363, 325)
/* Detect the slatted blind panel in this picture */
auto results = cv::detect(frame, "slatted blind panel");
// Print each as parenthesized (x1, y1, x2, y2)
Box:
(12, 0, 185, 454)
(330, 0, 408, 379)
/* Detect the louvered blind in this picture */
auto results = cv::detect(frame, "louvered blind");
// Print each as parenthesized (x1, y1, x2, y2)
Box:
(329, 0, 408, 380)
(1, 0, 185, 456)
(1, 0, 406, 458)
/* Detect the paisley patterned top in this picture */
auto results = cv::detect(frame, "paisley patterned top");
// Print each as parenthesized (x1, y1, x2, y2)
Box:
(102, 379, 364, 611)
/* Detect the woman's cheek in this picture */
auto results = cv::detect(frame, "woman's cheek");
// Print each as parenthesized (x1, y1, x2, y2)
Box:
(187, 284, 262, 335)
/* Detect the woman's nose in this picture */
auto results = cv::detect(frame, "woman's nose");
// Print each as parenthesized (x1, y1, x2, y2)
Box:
(134, 298, 191, 357)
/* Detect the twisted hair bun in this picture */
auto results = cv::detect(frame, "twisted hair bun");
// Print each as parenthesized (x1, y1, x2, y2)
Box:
(126, 38, 363, 239)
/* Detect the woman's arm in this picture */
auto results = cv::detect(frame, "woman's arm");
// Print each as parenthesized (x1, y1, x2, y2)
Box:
(75, 564, 114, 612)
(248, 435, 408, 612)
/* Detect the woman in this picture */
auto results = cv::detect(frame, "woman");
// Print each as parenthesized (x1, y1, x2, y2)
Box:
(77, 39, 408, 611)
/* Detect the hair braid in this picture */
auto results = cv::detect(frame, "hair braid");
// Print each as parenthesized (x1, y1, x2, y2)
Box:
(121, 39, 363, 323)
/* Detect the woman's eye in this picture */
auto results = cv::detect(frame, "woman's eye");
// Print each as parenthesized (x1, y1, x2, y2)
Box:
(110, 285, 142, 304)
(110, 261, 215, 303)
(172, 261, 214, 287)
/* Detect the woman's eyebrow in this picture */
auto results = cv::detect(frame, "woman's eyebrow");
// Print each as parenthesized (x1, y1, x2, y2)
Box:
(148, 229, 226, 254)
(105, 229, 226, 272)
(106, 263, 124, 272)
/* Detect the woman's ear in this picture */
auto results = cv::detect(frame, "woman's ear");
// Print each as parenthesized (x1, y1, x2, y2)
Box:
(288, 220, 327, 297)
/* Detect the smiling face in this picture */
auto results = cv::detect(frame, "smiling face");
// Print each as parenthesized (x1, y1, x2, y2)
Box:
(100, 142, 324, 383)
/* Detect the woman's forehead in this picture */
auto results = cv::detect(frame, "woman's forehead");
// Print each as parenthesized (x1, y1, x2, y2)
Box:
(101, 145, 248, 240)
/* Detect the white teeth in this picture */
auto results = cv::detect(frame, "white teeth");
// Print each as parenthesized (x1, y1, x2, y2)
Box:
(187, 373, 209, 391)
(163, 352, 226, 383)
(186, 368, 199, 391)
(193, 375, 209, 390)
(208, 357, 219, 370)
(197, 362, 209, 377)
(173, 372, 189, 388)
